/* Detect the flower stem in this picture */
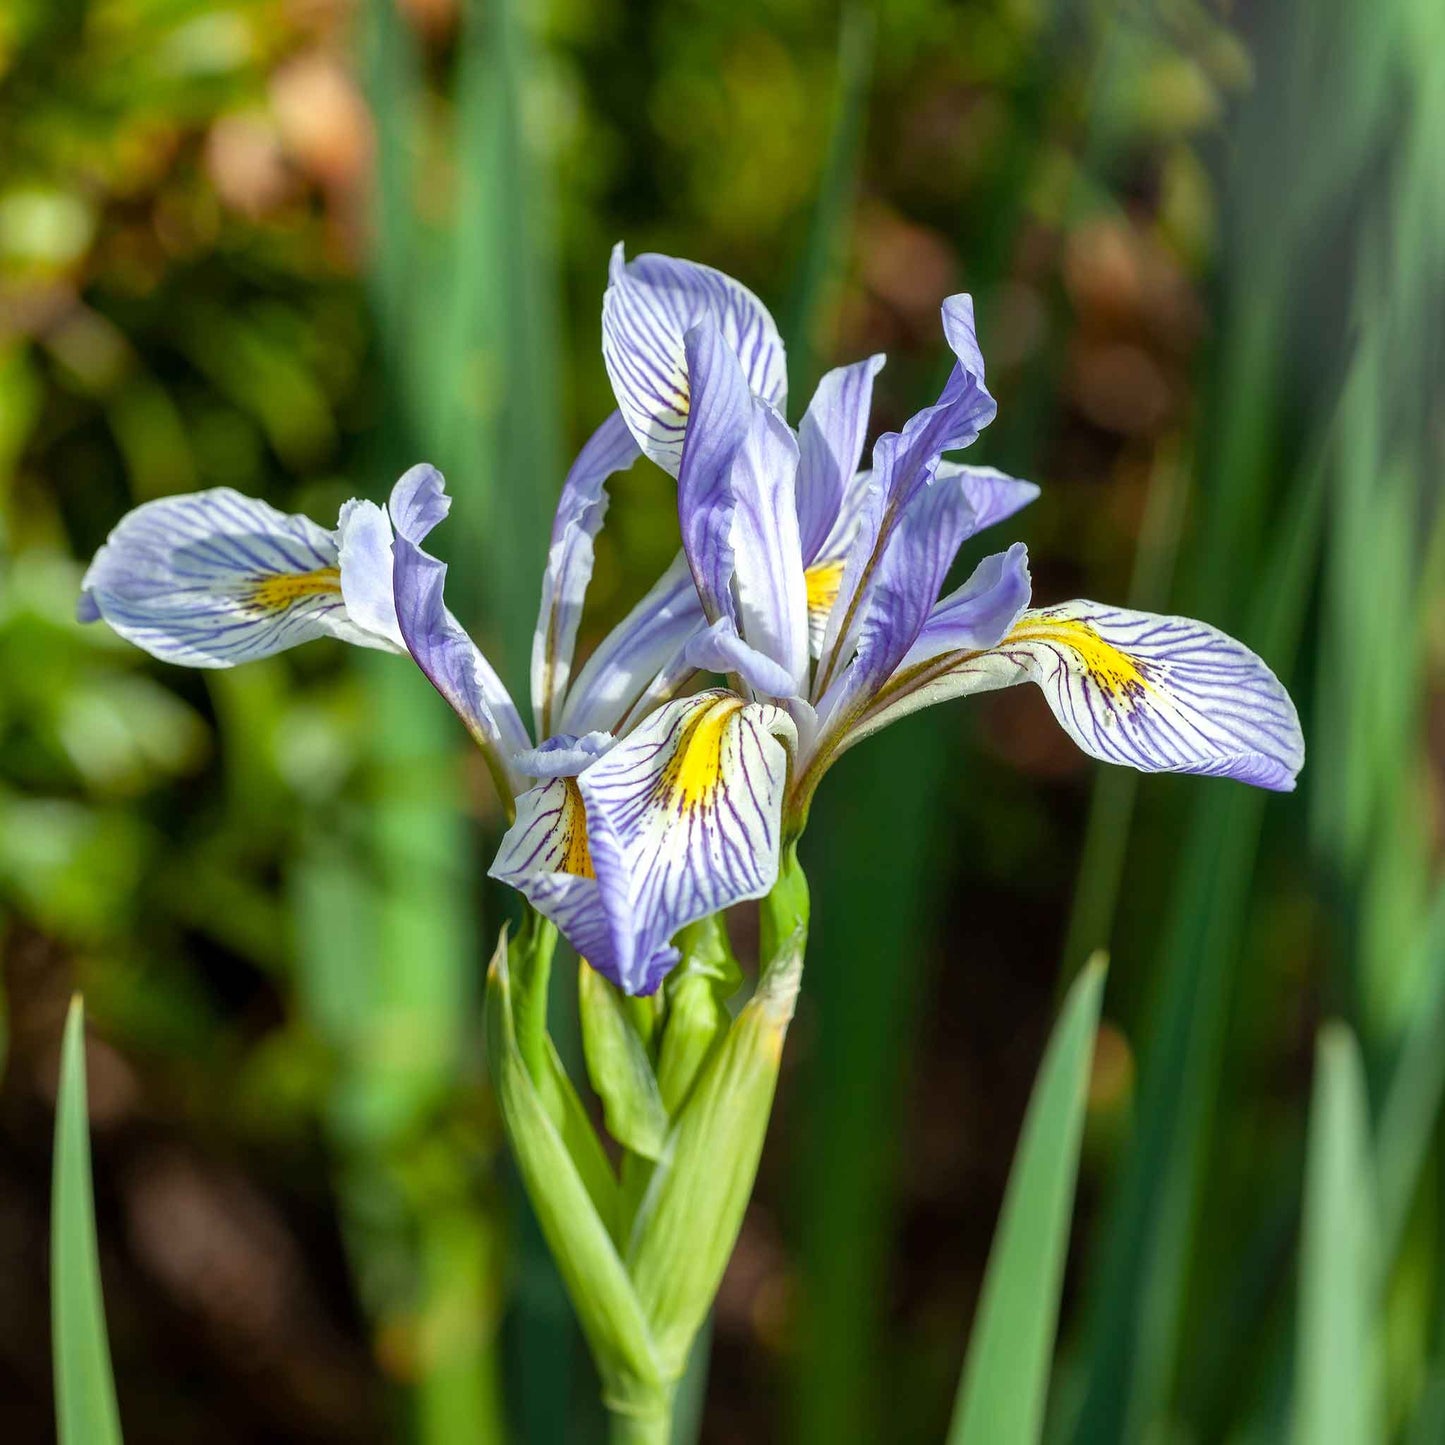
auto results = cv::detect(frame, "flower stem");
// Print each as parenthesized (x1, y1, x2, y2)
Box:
(607, 1396, 673, 1445)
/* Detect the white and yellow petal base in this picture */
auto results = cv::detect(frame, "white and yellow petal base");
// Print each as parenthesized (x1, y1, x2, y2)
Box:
(491, 690, 796, 995)
(851, 602, 1304, 791)
(78, 488, 401, 666)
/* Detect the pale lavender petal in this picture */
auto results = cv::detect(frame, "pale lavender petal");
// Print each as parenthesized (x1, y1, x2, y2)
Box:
(819, 294, 997, 681)
(796, 355, 885, 563)
(685, 617, 798, 699)
(815, 462, 992, 734)
(336, 498, 405, 649)
(388, 463, 450, 543)
(78, 488, 399, 666)
(849, 602, 1305, 791)
(602, 245, 787, 475)
(729, 399, 809, 691)
(559, 552, 708, 737)
(392, 534, 530, 764)
(677, 322, 752, 622)
(531, 411, 641, 735)
(899, 543, 1032, 667)
(944, 463, 1040, 535)
(513, 731, 614, 778)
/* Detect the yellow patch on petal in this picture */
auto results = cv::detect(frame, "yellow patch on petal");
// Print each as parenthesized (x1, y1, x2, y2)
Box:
(559, 777, 594, 878)
(244, 567, 342, 614)
(660, 697, 745, 812)
(1004, 616, 1152, 701)
(805, 559, 845, 619)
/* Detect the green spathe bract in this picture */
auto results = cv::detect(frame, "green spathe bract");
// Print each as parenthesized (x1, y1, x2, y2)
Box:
(487, 856, 808, 1444)
(52, 996, 124, 1445)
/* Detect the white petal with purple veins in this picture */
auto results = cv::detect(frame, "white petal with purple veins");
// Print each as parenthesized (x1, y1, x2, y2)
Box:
(602, 246, 787, 476)
(496, 691, 795, 995)
(852, 602, 1305, 791)
(79, 488, 400, 666)
(581, 691, 796, 993)
(491, 776, 614, 964)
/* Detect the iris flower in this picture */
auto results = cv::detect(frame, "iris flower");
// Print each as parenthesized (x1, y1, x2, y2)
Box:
(80, 247, 1303, 995)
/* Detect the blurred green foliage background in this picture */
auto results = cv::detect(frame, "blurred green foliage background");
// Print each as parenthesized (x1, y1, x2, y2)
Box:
(1, 0, 1441, 1441)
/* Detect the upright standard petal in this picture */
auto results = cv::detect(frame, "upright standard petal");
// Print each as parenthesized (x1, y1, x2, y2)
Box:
(728, 399, 809, 692)
(79, 489, 400, 666)
(819, 295, 997, 684)
(796, 355, 885, 563)
(676, 322, 753, 622)
(815, 464, 1021, 734)
(852, 603, 1305, 790)
(531, 411, 641, 735)
(495, 691, 796, 995)
(557, 553, 707, 737)
(602, 246, 787, 475)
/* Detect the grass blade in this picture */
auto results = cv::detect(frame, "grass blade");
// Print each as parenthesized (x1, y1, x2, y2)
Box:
(51, 996, 123, 1445)
(949, 955, 1107, 1445)
(782, 0, 876, 402)
(1371, 883, 1445, 1272)
(1067, 440, 1327, 1444)
(1290, 1024, 1379, 1445)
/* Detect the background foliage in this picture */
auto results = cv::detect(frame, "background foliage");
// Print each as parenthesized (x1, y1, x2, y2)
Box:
(1, 0, 1441, 1441)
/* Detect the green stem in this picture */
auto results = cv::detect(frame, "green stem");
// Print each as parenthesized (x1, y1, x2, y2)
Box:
(607, 1397, 673, 1445)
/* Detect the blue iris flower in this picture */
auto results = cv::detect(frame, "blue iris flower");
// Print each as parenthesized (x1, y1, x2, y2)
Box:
(80, 245, 1304, 995)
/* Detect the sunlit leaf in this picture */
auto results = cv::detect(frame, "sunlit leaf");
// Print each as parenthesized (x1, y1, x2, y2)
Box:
(948, 955, 1106, 1445)
(51, 996, 123, 1445)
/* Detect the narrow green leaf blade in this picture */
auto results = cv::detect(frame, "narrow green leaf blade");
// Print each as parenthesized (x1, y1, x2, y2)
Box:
(948, 955, 1107, 1445)
(1290, 1024, 1379, 1445)
(52, 996, 123, 1445)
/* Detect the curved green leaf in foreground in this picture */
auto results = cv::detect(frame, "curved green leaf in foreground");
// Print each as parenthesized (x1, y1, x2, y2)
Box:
(52, 996, 124, 1445)
(949, 954, 1107, 1445)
